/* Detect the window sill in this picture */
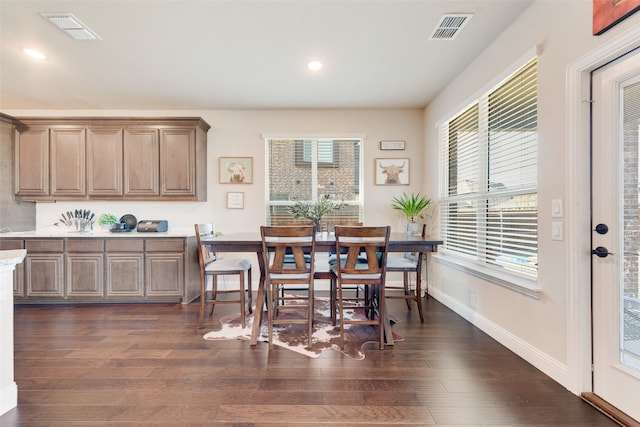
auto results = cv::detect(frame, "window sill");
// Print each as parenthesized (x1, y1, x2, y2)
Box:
(432, 253, 542, 299)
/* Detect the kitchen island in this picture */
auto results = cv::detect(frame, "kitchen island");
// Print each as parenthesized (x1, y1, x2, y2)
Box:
(0, 249, 25, 415)
(0, 227, 199, 304)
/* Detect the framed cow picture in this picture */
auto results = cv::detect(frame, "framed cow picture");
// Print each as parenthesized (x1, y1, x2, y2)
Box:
(375, 158, 409, 185)
(219, 157, 253, 184)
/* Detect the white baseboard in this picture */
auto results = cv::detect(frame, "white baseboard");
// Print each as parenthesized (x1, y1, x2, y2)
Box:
(428, 287, 572, 391)
(0, 381, 17, 416)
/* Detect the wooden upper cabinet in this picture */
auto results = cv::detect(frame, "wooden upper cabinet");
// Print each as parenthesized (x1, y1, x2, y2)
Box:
(14, 126, 49, 197)
(50, 127, 86, 197)
(14, 117, 209, 201)
(160, 128, 196, 197)
(123, 128, 160, 197)
(87, 128, 123, 197)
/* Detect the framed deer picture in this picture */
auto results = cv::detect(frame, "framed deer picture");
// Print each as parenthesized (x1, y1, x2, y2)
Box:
(375, 158, 409, 185)
(219, 157, 253, 184)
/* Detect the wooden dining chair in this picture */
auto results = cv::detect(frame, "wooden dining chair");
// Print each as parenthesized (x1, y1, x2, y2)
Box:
(331, 225, 390, 350)
(261, 225, 316, 349)
(195, 224, 252, 329)
(385, 223, 426, 322)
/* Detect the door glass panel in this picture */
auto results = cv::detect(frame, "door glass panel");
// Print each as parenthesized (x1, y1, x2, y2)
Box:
(623, 80, 640, 371)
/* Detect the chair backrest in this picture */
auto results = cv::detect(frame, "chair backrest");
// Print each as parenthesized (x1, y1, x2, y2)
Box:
(326, 221, 363, 233)
(260, 226, 316, 282)
(194, 223, 215, 267)
(333, 225, 390, 283)
(405, 223, 427, 260)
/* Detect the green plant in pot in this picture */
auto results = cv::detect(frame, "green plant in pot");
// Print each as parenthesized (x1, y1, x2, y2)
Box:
(391, 192, 431, 234)
(98, 213, 118, 230)
(287, 194, 347, 232)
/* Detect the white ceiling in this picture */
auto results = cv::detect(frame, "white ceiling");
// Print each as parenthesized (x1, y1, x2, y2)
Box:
(0, 0, 533, 110)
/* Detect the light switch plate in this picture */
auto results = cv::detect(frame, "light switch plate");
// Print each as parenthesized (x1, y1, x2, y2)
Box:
(552, 221, 563, 241)
(552, 199, 564, 218)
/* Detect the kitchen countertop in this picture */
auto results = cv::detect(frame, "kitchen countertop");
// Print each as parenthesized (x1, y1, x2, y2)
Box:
(0, 249, 26, 265)
(0, 226, 195, 238)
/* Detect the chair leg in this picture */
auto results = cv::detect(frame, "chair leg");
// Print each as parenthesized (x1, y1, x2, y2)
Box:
(239, 272, 246, 329)
(308, 285, 314, 348)
(330, 277, 337, 326)
(266, 281, 274, 349)
(338, 283, 345, 349)
(198, 275, 207, 328)
(209, 276, 218, 317)
(415, 264, 424, 323)
(403, 272, 412, 311)
(376, 284, 385, 350)
(247, 267, 253, 314)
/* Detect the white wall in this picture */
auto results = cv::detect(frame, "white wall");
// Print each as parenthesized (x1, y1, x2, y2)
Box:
(423, 0, 640, 393)
(3, 109, 425, 233)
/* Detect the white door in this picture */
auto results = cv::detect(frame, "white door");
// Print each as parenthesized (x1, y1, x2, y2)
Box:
(592, 48, 640, 422)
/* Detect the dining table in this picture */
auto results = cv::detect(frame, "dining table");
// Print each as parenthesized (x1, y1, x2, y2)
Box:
(201, 231, 443, 346)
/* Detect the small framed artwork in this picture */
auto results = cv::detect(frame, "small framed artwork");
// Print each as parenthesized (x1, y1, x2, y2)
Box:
(593, 0, 640, 35)
(375, 158, 409, 185)
(226, 192, 245, 209)
(219, 157, 253, 184)
(380, 140, 406, 150)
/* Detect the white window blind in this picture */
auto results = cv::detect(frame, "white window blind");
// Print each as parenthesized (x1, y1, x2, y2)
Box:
(266, 138, 363, 228)
(440, 56, 538, 278)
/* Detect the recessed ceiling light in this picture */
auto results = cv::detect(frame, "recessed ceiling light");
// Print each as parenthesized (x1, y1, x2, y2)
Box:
(23, 48, 47, 60)
(307, 61, 323, 71)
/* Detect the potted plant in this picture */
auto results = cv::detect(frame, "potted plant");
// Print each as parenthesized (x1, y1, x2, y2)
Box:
(391, 192, 431, 234)
(288, 194, 347, 232)
(97, 213, 118, 231)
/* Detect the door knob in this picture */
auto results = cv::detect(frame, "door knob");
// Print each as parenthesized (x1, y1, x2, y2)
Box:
(594, 223, 609, 235)
(592, 246, 614, 258)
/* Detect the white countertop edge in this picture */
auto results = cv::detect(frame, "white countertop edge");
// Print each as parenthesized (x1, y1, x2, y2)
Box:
(0, 249, 26, 265)
(0, 226, 195, 238)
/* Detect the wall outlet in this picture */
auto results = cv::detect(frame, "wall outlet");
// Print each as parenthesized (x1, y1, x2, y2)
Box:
(469, 291, 477, 309)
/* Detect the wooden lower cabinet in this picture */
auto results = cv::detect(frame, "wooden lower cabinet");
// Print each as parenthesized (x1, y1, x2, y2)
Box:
(8, 236, 198, 303)
(25, 254, 64, 297)
(24, 239, 64, 298)
(66, 254, 104, 297)
(146, 253, 184, 296)
(145, 238, 184, 297)
(105, 238, 144, 298)
(66, 238, 104, 298)
(106, 254, 144, 297)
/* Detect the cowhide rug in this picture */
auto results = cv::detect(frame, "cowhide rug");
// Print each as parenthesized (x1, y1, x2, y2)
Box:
(203, 296, 403, 359)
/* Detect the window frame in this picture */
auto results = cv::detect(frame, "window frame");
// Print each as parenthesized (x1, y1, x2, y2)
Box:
(438, 54, 539, 288)
(264, 136, 364, 227)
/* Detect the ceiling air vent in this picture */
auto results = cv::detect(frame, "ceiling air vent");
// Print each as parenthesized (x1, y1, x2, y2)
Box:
(428, 14, 473, 41)
(40, 13, 101, 40)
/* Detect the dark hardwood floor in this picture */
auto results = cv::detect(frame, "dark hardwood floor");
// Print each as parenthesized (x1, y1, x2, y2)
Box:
(1, 295, 619, 426)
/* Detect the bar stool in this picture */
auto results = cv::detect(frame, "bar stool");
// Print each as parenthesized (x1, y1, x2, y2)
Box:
(386, 224, 426, 322)
(195, 224, 252, 328)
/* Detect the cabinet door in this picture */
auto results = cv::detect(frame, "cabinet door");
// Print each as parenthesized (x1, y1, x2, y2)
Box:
(50, 127, 86, 197)
(87, 128, 123, 196)
(25, 254, 64, 297)
(123, 128, 159, 197)
(160, 128, 196, 198)
(66, 254, 104, 297)
(145, 253, 184, 296)
(105, 254, 144, 297)
(14, 127, 49, 197)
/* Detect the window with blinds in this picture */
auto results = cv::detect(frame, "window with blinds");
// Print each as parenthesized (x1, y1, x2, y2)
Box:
(439, 56, 538, 278)
(266, 138, 363, 227)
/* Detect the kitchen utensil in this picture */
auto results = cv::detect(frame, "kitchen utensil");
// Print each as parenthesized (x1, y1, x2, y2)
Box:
(119, 214, 138, 231)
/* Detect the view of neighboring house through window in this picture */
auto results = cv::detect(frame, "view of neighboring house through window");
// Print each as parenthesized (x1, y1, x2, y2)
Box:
(265, 138, 363, 227)
(439, 56, 538, 278)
